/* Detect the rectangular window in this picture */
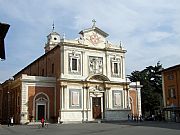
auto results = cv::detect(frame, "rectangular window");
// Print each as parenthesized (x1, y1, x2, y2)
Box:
(168, 88, 176, 98)
(42, 69, 44, 76)
(68, 53, 81, 75)
(168, 74, 174, 80)
(72, 58, 78, 71)
(17, 95, 20, 106)
(111, 57, 121, 77)
(114, 63, 118, 74)
(52, 63, 54, 74)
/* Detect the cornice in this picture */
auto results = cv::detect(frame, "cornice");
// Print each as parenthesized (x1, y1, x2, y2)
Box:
(60, 42, 127, 53)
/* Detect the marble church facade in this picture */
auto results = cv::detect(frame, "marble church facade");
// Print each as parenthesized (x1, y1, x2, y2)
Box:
(0, 22, 142, 124)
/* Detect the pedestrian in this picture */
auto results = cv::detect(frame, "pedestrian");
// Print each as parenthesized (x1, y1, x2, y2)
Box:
(131, 114, 134, 121)
(58, 116, 61, 124)
(139, 115, 143, 122)
(136, 115, 139, 123)
(128, 114, 130, 121)
(10, 117, 14, 126)
(41, 117, 45, 128)
(7, 117, 10, 127)
(152, 114, 155, 121)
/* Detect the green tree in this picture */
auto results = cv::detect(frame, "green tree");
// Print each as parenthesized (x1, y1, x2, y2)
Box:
(128, 62, 163, 116)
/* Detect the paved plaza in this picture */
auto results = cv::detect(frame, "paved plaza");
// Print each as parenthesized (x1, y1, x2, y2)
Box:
(0, 121, 179, 135)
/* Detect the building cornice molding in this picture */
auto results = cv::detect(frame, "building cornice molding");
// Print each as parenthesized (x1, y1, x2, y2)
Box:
(58, 77, 125, 86)
(59, 42, 127, 53)
(21, 74, 56, 84)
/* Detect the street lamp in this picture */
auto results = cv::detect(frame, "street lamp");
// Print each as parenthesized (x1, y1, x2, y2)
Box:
(136, 82, 138, 117)
(7, 91, 9, 124)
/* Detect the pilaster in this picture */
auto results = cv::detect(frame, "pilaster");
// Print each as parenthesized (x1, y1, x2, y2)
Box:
(20, 82, 28, 124)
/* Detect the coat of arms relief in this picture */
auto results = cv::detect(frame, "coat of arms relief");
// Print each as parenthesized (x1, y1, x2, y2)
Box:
(89, 56, 103, 74)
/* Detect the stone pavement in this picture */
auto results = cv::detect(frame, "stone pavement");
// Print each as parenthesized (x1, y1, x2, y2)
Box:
(103, 120, 180, 130)
(0, 121, 179, 135)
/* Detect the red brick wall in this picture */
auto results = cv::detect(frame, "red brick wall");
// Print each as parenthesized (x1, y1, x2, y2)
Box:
(10, 46, 62, 122)
(129, 89, 137, 115)
(56, 83, 60, 117)
(28, 86, 55, 120)
(14, 46, 61, 80)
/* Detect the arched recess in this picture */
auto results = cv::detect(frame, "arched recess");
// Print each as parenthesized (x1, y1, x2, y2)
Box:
(33, 92, 50, 121)
(86, 74, 110, 82)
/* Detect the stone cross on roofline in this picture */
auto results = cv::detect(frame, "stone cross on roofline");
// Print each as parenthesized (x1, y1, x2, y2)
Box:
(92, 19, 96, 28)
(52, 21, 55, 32)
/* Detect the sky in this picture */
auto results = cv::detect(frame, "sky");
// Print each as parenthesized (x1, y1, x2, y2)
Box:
(0, 0, 180, 83)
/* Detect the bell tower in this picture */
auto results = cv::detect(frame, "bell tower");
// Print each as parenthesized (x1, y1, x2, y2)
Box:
(44, 23, 60, 53)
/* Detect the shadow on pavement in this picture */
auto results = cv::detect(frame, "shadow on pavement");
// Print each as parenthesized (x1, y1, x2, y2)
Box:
(102, 121, 180, 130)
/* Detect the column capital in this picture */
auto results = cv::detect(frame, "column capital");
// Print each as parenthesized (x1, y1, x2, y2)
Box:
(83, 82, 90, 89)
(104, 83, 111, 90)
(60, 82, 67, 87)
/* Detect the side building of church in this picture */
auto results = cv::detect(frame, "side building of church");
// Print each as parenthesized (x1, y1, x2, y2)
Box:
(0, 23, 142, 124)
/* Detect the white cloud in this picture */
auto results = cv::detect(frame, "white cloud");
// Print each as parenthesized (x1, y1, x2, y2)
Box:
(146, 31, 172, 43)
(0, 0, 180, 81)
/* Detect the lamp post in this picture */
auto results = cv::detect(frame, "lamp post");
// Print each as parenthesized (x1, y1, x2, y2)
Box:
(136, 81, 139, 118)
(7, 91, 9, 125)
(125, 76, 129, 109)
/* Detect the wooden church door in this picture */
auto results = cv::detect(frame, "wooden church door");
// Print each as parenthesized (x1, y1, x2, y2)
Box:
(92, 97, 101, 119)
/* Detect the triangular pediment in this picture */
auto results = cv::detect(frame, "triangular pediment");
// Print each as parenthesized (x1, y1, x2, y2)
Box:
(78, 27, 109, 48)
(79, 27, 108, 38)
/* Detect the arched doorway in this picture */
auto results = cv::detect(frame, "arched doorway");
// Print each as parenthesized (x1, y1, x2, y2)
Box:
(86, 74, 110, 120)
(33, 93, 49, 121)
(89, 87, 104, 120)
